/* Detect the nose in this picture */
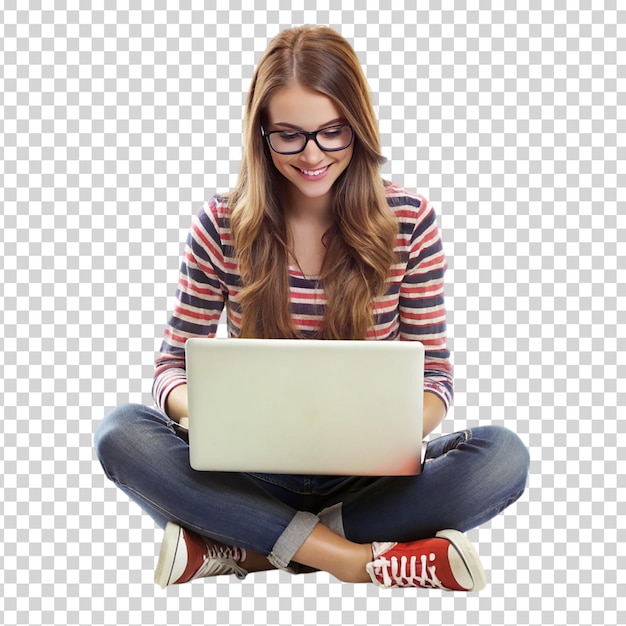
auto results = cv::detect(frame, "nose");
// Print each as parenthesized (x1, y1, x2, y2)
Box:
(299, 137, 325, 163)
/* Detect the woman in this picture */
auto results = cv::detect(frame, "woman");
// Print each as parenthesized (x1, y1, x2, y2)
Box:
(95, 25, 529, 591)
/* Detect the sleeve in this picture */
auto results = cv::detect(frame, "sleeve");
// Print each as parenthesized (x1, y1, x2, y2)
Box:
(152, 198, 228, 413)
(399, 199, 454, 411)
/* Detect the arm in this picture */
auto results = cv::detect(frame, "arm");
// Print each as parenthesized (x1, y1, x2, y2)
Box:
(153, 198, 229, 415)
(423, 391, 447, 438)
(396, 193, 454, 430)
(164, 383, 188, 423)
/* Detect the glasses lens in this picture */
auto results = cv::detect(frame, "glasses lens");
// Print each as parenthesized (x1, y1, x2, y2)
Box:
(316, 125, 353, 151)
(269, 131, 307, 154)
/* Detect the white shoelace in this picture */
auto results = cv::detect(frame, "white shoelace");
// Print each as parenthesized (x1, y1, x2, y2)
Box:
(373, 553, 446, 589)
(192, 544, 247, 580)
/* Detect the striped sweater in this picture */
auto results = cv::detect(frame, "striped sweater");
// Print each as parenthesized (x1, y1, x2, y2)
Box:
(153, 182, 454, 413)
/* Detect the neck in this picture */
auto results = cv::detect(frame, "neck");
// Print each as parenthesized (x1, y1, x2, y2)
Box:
(283, 185, 333, 222)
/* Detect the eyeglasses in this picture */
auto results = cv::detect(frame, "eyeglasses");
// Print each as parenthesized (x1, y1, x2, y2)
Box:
(261, 124, 354, 155)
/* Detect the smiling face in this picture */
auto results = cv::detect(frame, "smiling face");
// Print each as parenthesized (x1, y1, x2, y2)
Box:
(264, 85, 354, 215)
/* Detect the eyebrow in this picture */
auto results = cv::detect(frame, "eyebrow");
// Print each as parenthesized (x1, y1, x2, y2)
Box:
(272, 118, 346, 130)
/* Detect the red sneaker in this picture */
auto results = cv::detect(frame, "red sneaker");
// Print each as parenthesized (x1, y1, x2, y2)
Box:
(366, 529, 486, 591)
(154, 522, 248, 588)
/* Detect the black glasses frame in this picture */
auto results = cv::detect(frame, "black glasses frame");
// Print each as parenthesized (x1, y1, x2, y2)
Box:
(261, 124, 354, 155)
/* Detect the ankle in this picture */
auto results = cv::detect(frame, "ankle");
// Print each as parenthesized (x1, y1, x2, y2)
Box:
(239, 550, 275, 573)
(291, 524, 373, 582)
(335, 543, 373, 583)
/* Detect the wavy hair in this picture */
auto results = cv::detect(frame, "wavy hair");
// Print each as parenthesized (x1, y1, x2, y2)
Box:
(229, 25, 398, 339)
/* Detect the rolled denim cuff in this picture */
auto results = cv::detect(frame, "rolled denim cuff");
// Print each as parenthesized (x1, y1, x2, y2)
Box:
(268, 511, 320, 570)
(318, 502, 345, 538)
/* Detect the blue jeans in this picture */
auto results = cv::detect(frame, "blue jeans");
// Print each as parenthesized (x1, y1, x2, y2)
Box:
(94, 403, 529, 570)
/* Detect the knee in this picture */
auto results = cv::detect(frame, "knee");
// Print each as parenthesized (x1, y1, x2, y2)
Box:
(471, 425, 530, 491)
(93, 403, 158, 467)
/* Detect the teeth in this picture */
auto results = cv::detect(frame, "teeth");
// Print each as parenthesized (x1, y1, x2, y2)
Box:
(301, 167, 326, 176)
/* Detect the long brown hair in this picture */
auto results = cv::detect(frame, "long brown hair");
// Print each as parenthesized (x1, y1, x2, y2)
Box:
(230, 25, 398, 339)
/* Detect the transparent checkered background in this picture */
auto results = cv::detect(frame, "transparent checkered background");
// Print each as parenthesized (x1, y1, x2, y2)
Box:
(1, 1, 623, 625)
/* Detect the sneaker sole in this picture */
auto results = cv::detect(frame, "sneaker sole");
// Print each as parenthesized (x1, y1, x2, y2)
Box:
(436, 529, 487, 592)
(154, 521, 182, 588)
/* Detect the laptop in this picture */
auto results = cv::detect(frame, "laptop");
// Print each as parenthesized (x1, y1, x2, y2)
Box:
(185, 338, 425, 476)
